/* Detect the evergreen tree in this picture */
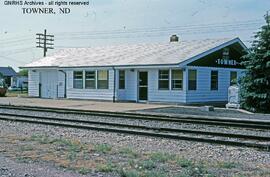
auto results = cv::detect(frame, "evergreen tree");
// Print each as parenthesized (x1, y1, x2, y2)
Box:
(241, 14, 270, 113)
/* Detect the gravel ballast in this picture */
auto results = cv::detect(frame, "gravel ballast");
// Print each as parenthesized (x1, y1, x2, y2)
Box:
(0, 119, 270, 176)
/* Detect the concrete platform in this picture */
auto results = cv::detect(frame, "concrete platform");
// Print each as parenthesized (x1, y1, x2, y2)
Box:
(0, 97, 168, 112)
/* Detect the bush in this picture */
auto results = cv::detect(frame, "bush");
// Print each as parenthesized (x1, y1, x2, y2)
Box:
(0, 88, 6, 97)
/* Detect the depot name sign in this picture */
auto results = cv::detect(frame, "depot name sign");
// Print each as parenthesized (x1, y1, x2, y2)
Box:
(3, 1, 90, 15)
(215, 58, 239, 66)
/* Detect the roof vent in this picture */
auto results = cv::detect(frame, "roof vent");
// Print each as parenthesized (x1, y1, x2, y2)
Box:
(170, 35, 179, 42)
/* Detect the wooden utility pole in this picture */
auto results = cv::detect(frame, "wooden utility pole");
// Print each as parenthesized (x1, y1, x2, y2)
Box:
(36, 29, 54, 57)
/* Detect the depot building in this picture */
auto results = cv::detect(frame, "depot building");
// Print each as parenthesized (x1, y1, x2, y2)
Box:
(21, 36, 248, 104)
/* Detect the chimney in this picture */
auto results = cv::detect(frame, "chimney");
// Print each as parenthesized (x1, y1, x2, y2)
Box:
(170, 34, 179, 42)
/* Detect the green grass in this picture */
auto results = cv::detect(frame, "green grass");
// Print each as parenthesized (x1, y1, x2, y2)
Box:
(30, 135, 53, 144)
(20, 145, 34, 151)
(97, 162, 115, 172)
(119, 147, 138, 158)
(139, 160, 157, 170)
(176, 157, 193, 168)
(78, 167, 91, 175)
(16, 156, 32, 163)
(6, 90, 27, 97)
(118, 168, 140, 177)
(94, 144, 112, 153)
(149, 152, 174, 163)
(217, 161, 238, 169)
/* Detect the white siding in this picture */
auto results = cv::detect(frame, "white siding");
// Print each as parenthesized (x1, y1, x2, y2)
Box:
(28, 70, 40, 97)
(148, 69, 186, 103)
(117, 68, 186, 103)
(117, 69, 137, 101)
(186, 66, 244, 103)
(57, 72, 65, 98)
(66, 69, 115, 101)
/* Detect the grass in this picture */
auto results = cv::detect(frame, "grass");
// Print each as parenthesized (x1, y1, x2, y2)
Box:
(30, 135, 54, 144)
(149, 152, 174, 163)
(217, 161, 238, 169)
(139, 160, 157, 170)
(118, 168, 140, 177)
(5, 90, 27, 97)
(78, 167, 91, 175)
(96, 162, 115, 172)
(94, 144, 112, 153)
(119, 147, 138, 158)
(2, 134, 266, 177)
(176, 157, 193, 168)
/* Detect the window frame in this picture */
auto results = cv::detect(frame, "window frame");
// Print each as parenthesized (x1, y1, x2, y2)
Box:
(85, 71, 96, 89)
(97, 70, 109, 89)
(210, 70, 219, 91)
(158, 70, 170, 90)
(73, 71, 83, 89)
(230, 71, 237, 86)
(171, 69, 183, 90)
(119, 70, 125, 90)
(188, 69, 197, 91)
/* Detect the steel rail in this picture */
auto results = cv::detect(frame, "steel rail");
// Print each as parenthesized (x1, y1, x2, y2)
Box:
(0, 105, 269, 129)
(0, 115, 269, 151)
(1, 112, 270, 141)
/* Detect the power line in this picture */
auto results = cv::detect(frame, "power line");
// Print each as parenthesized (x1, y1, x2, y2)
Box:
(0, 55, 27, 64)
(55, 19, 263, 37)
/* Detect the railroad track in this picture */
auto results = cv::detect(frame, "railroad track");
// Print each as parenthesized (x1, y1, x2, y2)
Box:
(0, 105, 269, 151)
(0, 105, 269, 129)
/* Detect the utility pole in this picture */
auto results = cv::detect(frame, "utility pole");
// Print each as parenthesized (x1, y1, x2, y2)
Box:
(36, 29, 54, 57)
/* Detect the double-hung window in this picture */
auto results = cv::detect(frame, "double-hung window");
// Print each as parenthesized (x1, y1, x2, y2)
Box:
(188, 70, 197, 90)
(158, 70, 169, 90)
(97, 70, 108, 89)
(211, 71, 218, 90)
(73, 71, 83, 89)
(85, 71, 96, 89)
(171, 70, 183, 90)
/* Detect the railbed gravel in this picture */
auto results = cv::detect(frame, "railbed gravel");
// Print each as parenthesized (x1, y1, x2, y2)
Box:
(0, 120, 270, 164)
(0, 108, 269, 137)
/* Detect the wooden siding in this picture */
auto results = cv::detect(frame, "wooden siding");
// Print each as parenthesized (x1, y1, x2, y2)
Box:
(186, 66, 244, 103)
(66, 69, 115, 101)
(117, 69, 137, 101)
(57, 72, 65, 98)
(28, 70, 40, 97)
(148, 69, 186, 103)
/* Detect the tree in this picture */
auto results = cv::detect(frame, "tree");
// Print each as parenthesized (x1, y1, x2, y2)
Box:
(240, 14, 270, 113)
(18, 69, 28, 77)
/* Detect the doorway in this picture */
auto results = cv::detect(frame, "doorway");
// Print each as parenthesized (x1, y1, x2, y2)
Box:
(138, 71, 148, 101)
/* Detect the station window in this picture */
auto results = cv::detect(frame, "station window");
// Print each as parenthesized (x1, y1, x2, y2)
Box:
(85, 71, 96, 89)
(230, 71, 237, 86)
(158, 70, 169, 90)
(119, 70, 125, 89)
(73, 71, 83, 89)
(171, 70, 183, 90)
(188, 70, 197, 90)
(97, 70, 109, 89)
(211, 70, 218, 90)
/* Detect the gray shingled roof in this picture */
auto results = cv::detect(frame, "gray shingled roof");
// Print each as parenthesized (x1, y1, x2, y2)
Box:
(23, 38, 244, 68)
(0, 67, 17, 76)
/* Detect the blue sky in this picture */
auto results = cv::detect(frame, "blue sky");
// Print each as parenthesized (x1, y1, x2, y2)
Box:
(0, 0, 269, 71)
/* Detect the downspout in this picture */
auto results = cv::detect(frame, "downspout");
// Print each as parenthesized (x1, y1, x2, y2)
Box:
(59, 70, 67, 98)
(112, 67, 116, 103)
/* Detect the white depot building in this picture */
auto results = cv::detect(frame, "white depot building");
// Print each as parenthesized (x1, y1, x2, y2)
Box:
(22, 36, 247, 104)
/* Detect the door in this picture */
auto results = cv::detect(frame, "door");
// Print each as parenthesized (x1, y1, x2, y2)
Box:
(40, 71, 57, 98)
(138, 71, 148, 101)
